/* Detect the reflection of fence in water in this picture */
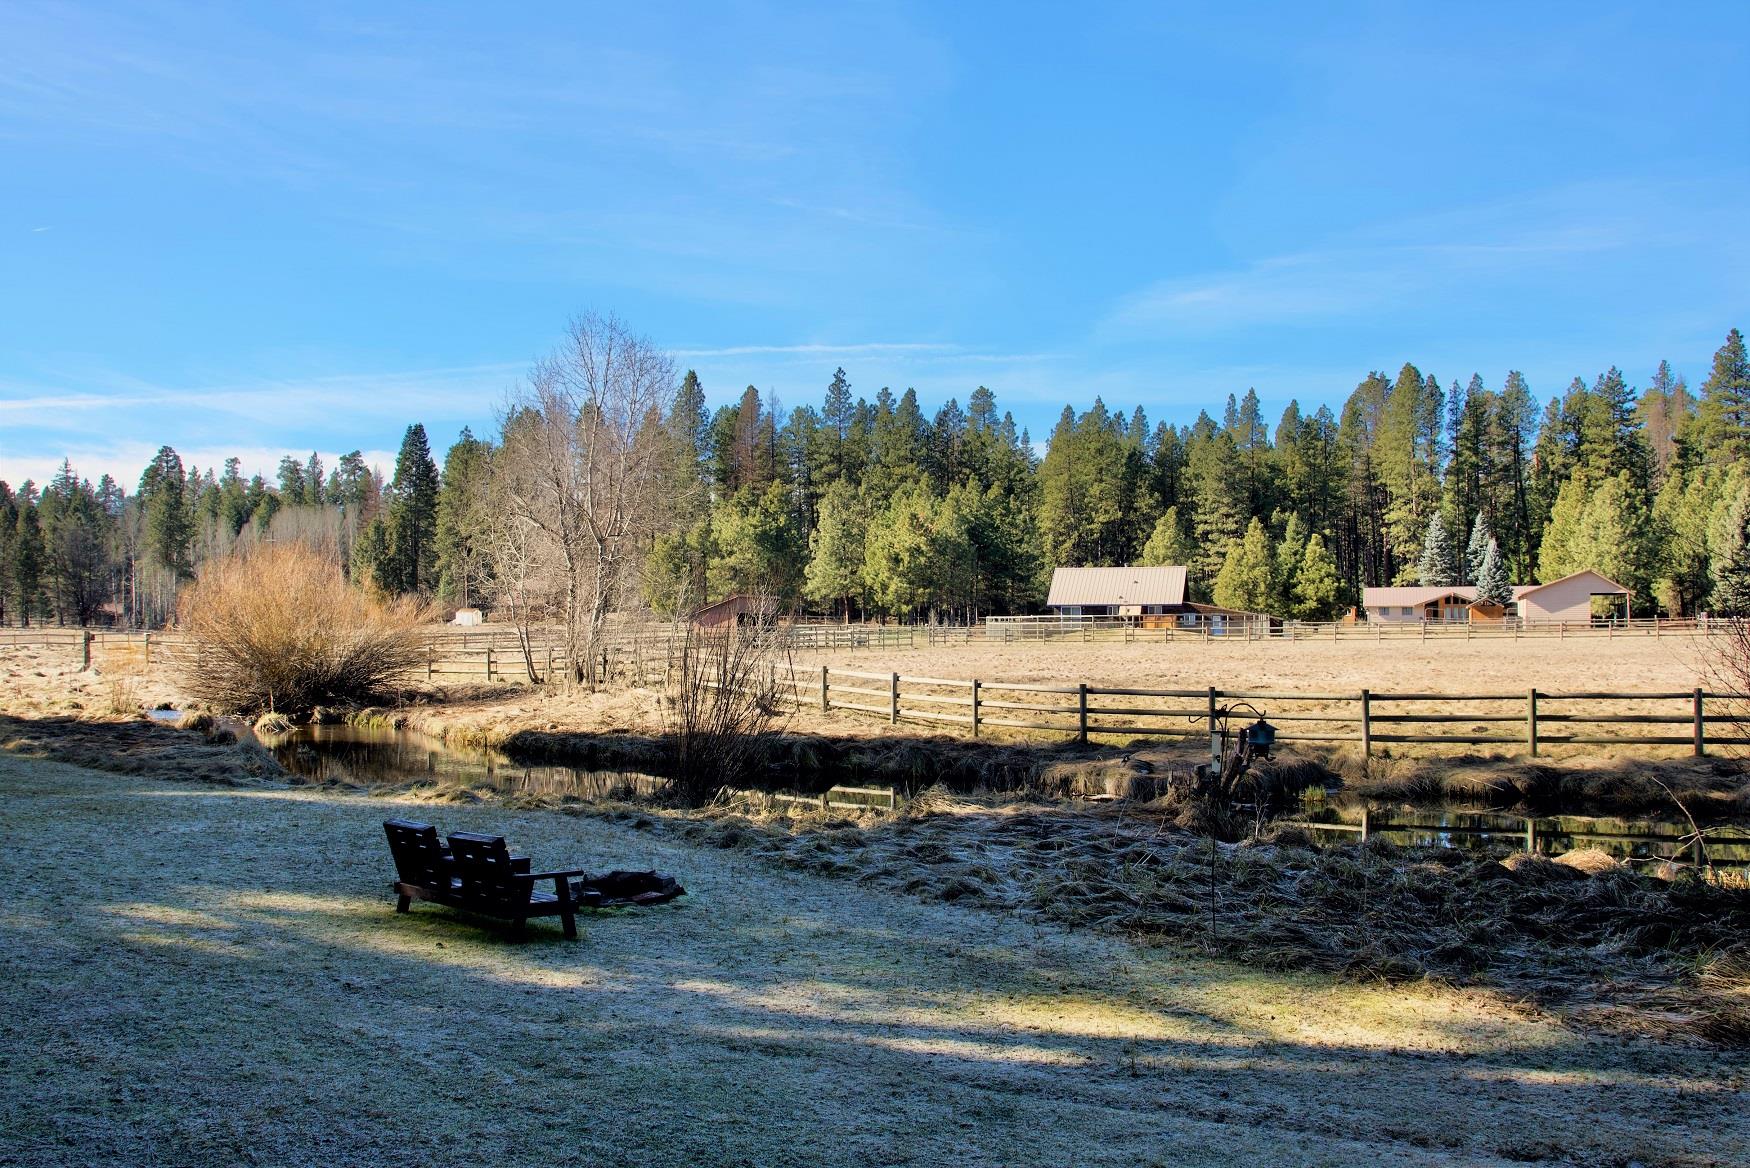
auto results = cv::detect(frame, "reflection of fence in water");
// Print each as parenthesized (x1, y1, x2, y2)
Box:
(1278, 809, 1750, 868)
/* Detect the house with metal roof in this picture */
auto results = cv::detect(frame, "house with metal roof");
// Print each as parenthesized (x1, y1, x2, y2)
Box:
(1045, 566, 1187, 618)
(1361, 585, 1479, 623)
(1361, 570, 1631, 624)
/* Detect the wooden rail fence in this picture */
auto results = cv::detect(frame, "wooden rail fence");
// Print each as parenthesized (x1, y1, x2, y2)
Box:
(805, 667, 1750, 758)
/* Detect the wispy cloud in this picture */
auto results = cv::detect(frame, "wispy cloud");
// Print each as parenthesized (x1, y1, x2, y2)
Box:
(1102, 181, 1688, 336)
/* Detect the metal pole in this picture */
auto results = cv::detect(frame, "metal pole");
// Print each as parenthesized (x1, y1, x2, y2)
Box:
(1078, 683, 1089, 744)
(820, 665, 830, 713)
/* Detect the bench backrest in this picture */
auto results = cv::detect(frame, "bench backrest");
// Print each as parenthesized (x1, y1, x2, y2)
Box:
(383, 819, 451, 889)
(447, 832, 532, 912)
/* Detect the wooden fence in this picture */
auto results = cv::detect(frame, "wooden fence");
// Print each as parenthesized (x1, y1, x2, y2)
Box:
(981, 614, 1726, 643)
(803, 667, 1750, 757)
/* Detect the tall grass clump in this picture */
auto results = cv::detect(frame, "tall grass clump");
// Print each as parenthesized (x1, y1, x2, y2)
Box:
(174, 542, 427, 716)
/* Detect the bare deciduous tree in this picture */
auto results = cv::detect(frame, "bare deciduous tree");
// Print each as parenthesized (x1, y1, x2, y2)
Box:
(497, 313, 679, 689)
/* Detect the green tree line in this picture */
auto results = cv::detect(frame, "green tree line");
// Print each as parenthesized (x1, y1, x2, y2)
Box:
(6, 329, 1749, 625)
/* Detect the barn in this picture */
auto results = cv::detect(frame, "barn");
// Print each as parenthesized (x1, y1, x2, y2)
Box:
(690, 593, 779, 630)
(1512, 570, 1631, 624)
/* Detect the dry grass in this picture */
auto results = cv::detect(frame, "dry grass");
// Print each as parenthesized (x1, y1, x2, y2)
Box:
(653, 789, 1750, 1047)
(173, 542, 428, 715)
(5, 753, 1750, 1167)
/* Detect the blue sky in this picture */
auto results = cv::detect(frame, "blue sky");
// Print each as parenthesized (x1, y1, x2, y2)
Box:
(2, 1, 1746, 488)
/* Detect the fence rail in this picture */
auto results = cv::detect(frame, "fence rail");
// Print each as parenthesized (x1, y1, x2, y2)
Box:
(804, 667, 1749, 758)
(981, 614, 1726, 643)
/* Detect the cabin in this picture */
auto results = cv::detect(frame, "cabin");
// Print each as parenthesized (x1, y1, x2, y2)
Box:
(1045, 566, 1188, 621)
(690, 593, 779, 630)
(1361, 586, 1478, 623)
(1512, 570, 1631, 624)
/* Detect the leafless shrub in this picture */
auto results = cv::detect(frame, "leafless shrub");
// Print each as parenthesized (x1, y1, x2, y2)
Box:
(663, 606, 794, 806)
(173, 542, 427, 715)
(1707, 617, 1750, 753)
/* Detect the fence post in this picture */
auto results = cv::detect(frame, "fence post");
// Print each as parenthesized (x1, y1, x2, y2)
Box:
(889, 672, 899, 724)
(1077, 683, 1089, 744)
(1527, 688, 1539, 757)
(1524, 818, 1537, 854)
(80, 630, 92, 670)
(1207, 686, 1220, 765)
(485, 646, 494, 682)
(143, 631, 152, 665)
(427, 644, 434, 681)
(971, 679, 982, 738)
(1360, 806, 1371, 842)
(820, 665, 830, 713)
(1359, 689, 1372, 758)
(545, 644, 554, 683)
(1694, 687, 1705, 757)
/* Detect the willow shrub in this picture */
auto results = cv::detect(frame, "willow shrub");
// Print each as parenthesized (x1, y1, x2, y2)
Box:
(174, 542, 427, 715)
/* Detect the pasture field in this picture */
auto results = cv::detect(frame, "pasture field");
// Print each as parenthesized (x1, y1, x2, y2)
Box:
(3, 753, 1748, 1168)
(800, 631, 1713, 696)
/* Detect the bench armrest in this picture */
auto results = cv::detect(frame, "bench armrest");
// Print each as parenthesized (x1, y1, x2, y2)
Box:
(527, 868, 590, 881)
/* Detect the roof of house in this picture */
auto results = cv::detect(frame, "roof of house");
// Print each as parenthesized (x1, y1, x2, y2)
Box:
(1046, 565, 1187, 608)
(1362, 585, 1478, 607)
(1513, 569, 1630, 600)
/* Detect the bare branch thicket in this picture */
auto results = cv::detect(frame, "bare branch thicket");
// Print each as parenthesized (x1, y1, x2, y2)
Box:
(173, 542, 427, 715)
(496, 312, 679, 690)
(481, 498, 559, 684)
(663, 590, 795, 807)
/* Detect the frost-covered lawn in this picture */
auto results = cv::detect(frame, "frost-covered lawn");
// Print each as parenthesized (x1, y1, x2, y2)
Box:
(2, 755, 1745, 1168)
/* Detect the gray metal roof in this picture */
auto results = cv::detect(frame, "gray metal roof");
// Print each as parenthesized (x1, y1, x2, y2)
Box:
(1046, 565, 1187, 607)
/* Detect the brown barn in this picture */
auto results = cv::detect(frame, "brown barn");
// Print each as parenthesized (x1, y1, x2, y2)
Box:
(690, 593, 779, 630)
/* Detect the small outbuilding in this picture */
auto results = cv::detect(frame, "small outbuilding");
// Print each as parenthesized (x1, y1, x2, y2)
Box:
(691, 593, 779, 630)
(451, 607, 484, 627)
(1512, 570, 1631, 624)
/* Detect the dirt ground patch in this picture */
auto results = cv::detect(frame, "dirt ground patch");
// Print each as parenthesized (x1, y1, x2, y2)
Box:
(3, 755, 1749, 1167)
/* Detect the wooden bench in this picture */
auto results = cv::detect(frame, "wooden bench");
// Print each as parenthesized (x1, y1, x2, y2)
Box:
(383, 819, 589, 939)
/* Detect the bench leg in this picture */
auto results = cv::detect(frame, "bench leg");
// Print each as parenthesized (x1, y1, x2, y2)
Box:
(561, 910, 577, 940)
(395, 894, 411, 913)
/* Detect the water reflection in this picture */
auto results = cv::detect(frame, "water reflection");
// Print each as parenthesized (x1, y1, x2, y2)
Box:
(247, 723, 666, 799)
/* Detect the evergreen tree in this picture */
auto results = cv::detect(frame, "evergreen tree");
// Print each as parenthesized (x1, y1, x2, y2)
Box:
(1475, 539, 1512, 606)
(384, 423, 440, 595)
(1710, 478, 1750, 614)
(1464, 513, 1492, 584)
(1291, 533, 1342, 621)
(349, 516, 391, 592)
(1416, 513, 1461, 587)
(1138, 507, 1195, 567)
(433, 428, 493, 607)
(138, 446, 193, 581)
(804, 481, 867, 620)
(1695, 328, 1750, 462)
(1211, 518, 1277, 613)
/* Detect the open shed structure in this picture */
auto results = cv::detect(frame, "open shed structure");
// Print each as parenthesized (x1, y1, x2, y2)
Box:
(1512, 570, 1631, 623)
